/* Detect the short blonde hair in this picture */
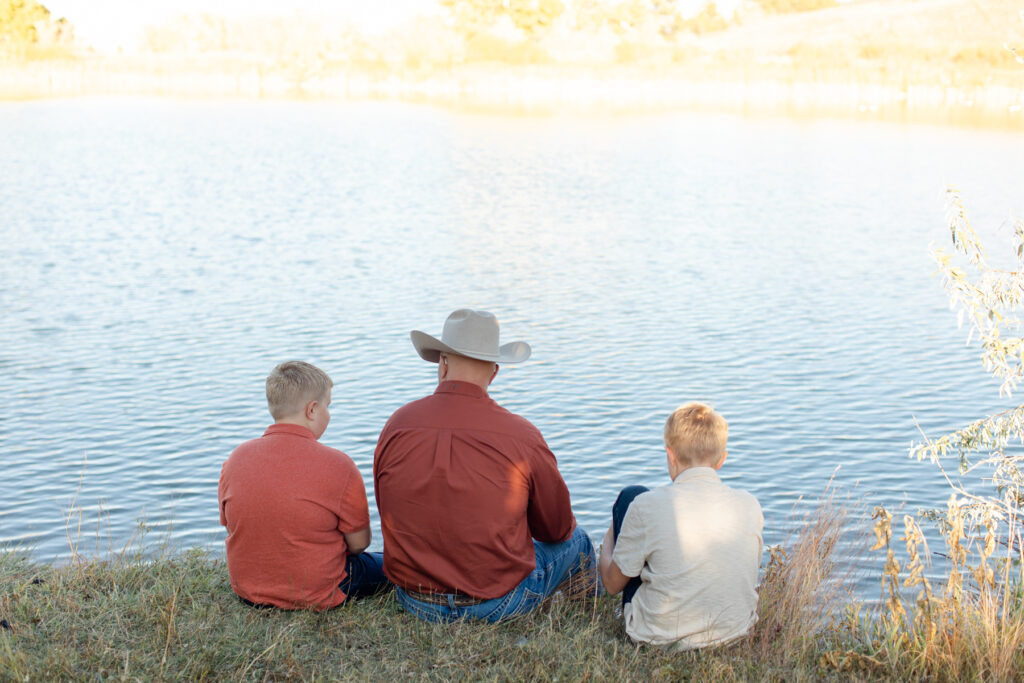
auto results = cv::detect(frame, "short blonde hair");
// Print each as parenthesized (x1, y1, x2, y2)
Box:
(266, 361, 333, 420)
(664, 402, 728, 467)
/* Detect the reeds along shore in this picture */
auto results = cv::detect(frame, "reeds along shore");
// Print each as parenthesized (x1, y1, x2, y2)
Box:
(3, 492, 1024, 680)
(2, 56, 1022, 129)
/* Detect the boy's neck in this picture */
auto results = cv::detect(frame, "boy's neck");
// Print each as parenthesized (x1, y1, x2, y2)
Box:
(666, 447, 727, 480)
(275, 417, 316, 435)
(670, 463, 713, 481)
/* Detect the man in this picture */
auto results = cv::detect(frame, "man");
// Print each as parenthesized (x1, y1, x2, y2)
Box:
(374, 309, 597, 622)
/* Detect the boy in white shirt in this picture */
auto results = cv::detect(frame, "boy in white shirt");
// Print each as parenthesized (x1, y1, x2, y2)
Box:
(599, 402, 763, 650)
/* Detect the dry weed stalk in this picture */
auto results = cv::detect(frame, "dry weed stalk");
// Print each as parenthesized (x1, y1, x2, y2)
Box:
(750, 491, 852, 664)
(870, 506, 905, 629)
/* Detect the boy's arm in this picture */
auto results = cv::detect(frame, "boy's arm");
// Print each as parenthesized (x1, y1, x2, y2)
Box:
(344, 527, 371, 555)
(599, 523, 635, 595)
(336, 457, 372, 554)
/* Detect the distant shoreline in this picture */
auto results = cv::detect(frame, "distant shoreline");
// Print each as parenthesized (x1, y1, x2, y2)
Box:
(2, 58, 1022, 129)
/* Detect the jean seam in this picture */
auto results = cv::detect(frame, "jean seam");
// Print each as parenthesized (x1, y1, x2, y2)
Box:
(474, 590, 515, 621)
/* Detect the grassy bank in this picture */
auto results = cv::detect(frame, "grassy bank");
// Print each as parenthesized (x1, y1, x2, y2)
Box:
(5, 494, 1024, 681)
(0, 546, 835, 681)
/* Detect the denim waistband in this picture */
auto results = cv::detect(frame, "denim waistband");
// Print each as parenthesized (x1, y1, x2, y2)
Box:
(403, 588, 487, 606)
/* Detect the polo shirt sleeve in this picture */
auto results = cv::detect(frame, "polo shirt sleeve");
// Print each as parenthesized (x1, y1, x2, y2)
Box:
(526, 441, 575, 543)
(612, 502, 646, 578)
(335, 458, 371, 534)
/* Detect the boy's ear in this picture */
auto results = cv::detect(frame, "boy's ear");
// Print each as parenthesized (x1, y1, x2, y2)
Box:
(304, 400, 318, 421)
(713, 450, 728, 470)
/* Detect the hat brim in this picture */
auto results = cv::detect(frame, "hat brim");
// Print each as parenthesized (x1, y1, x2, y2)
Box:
(410, 330, 531, 364)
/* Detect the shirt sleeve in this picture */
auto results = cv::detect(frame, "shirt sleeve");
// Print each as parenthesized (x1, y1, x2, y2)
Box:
(218, 463, 228, 528)
(612, 502, 646, 578)
(336, 458, 371, 534)
(526, 440, 575, 543)
(372, 422, 389, 519)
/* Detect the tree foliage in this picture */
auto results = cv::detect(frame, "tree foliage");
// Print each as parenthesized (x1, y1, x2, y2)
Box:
(0, 0, 49, 44)
(911, 189, 1024, 521)
(755, 0, 837, 14)
(440, 0, 566, 38)
(573, 0, 727, 39)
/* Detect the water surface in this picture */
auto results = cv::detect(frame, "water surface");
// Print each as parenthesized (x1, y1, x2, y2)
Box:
(2, 99, 1023, 579)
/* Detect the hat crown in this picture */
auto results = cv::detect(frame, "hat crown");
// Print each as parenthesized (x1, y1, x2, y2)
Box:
(441, 309, 500, 357)
(409, 308, 531, 364)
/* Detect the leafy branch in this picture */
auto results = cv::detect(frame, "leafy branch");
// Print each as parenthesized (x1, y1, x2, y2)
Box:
(911, 189, 1024, 523)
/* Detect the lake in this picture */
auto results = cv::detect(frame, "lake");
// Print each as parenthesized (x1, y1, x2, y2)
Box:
(2, 98, 1023, 579)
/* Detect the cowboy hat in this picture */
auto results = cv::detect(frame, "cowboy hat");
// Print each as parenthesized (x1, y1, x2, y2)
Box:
(410, 309, 531, 364)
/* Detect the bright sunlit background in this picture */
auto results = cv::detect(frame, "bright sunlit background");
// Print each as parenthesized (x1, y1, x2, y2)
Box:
(43, 0, 442, 52)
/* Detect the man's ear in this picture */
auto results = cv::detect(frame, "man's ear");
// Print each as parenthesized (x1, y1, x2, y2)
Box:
(713, 450, 728, 470)
(489, 364, 499, 385)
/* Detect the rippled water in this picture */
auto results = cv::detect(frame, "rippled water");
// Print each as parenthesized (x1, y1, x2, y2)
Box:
(2, 99, 1023, 582)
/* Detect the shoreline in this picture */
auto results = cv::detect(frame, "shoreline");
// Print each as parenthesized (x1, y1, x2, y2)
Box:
(3, 59, 1022, 129)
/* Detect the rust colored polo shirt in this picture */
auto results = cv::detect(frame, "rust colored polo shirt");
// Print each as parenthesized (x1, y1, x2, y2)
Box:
(373, 380, 576, 599)
(219, 423, 370, 609)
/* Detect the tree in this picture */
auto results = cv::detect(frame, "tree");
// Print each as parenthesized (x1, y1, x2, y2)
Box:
(0, 0, 50, 45)
(911, 188, 1024, 525)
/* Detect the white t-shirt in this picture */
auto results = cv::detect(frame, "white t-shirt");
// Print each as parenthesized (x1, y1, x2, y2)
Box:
(612, 467, 763, 650)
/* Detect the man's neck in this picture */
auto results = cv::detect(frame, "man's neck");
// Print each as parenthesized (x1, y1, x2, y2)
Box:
(439, 377, 489, 393)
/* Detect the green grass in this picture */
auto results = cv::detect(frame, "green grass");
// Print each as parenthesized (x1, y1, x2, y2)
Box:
(0, 548, 825, 681)
(5, 491, 1024, 680)
(0, 494, 856, 681)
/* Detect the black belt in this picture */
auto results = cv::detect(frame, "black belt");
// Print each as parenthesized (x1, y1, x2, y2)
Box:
(405, 589, 487, 606)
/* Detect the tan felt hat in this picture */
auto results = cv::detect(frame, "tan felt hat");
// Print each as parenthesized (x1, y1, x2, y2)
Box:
(410, 309, 531, 364)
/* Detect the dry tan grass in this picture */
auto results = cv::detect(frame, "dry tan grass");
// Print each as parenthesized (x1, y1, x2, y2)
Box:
(864, 499, 1024, 681)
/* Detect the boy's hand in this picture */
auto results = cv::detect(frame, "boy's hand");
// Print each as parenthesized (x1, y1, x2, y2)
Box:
(599, 523, 634, 595)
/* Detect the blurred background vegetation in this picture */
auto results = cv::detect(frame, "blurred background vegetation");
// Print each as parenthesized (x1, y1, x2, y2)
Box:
(1, 0, 1022, 123)
(1, 0, 73, 57)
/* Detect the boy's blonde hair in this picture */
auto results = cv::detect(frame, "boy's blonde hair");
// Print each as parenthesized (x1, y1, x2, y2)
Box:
(664, 402, 728, 467)
(266, 361, 333, 421)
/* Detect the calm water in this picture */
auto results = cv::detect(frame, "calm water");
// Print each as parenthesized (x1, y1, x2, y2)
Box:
(2, 99, 1024, 577)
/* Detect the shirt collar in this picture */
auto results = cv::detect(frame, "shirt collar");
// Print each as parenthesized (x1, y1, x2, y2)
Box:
(263, 423, 315, 439)
(434, 380, 488, 399)
(672, 467, 721, 485)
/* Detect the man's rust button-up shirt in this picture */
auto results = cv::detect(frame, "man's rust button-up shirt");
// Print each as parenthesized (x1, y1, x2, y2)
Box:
(373, 380, 576, 599)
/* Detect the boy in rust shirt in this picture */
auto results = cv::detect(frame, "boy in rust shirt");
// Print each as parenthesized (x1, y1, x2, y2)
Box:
(374, 309, 597, 622)
(219, 361, 389, 609)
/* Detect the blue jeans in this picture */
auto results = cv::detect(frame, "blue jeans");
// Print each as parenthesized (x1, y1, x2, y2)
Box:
(239, 551, 390, 609)
(339, 551, 391, 600)
(395, 526, 597, 623)
(612, 485, 649, 608)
